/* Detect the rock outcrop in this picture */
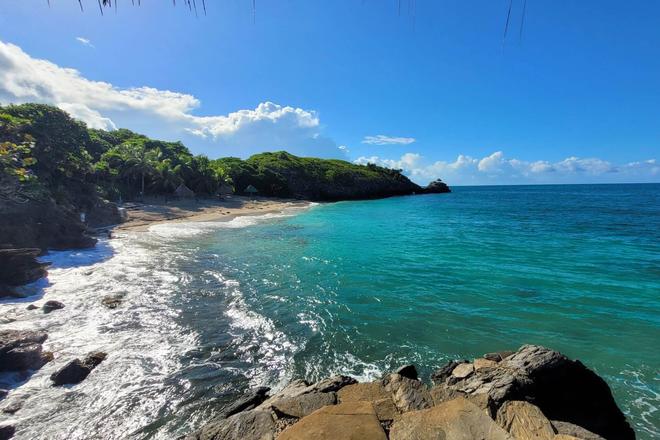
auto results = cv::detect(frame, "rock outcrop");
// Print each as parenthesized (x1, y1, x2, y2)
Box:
(42, 300, 65, 314)
(186, 345, 636, 440)
(50, 351, 107, 386)
(0, 248, 49, 296)
(422, 178, 451, 194)
(0, 330, 52, 372)
(430, 344, 635, 440)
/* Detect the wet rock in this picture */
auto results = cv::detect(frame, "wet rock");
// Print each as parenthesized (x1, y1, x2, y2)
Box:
(186, 409, 276, 440)
(270, 391, 336, 418)
(430, 359, 467, 385)
(496, 400, 556, 440)
(0, 390, 6, 400)
(42, 300, 64, 314)
(278, 401, 387, 440)
(0, 330, 51, 372)
(551, 420, 606, 440)
(0, 248, 49, 291)
(390, 397, 513, 440)
(25, 305, 38, 311)
(440, 345, 635, 440)
(451, 362, 474, 379)
(222, 387, 270, 418)
(394, 364, 418, 380)
(50, 351, 107, 386)
(101, 294, 123, 309)
(383, 373, 433, 413)
(1, 399, 22, 415)
(0, 423, 15, 440)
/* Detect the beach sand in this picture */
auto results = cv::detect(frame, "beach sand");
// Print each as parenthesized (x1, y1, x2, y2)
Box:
(112, 196, 311, 232)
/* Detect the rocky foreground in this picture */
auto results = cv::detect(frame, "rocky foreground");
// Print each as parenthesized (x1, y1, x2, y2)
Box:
(186, 345, 635, 440)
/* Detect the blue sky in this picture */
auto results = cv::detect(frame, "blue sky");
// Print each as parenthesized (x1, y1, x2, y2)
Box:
(0, 0, 658, 185)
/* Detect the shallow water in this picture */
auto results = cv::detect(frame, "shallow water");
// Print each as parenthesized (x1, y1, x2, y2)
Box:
(1, 184, 658, 439)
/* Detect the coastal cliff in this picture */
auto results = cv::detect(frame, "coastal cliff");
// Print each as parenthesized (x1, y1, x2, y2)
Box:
(186, 345, 634, 440)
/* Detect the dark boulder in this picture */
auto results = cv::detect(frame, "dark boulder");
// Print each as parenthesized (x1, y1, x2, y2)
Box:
(25, 305, 38, 311)
(0, 424, 15, 440)
(0, 330, 52, 372)
(0, 248, 49, 295)
(42, 300, 65, 314)
(101, 294, 123, 309)
(395, 365, 418, 380)
(223, 387, 270, 418)
(86, 200, 123, 228)
(50, 351, 107, 386)
(432, 345, 635, 440)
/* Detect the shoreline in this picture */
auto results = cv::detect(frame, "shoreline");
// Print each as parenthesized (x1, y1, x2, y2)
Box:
(108, 196, 312, 232)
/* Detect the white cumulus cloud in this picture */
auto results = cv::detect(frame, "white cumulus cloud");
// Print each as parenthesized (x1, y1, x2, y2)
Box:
(362, 134, 416, 145)
(355, 151, 658, 185)
(0, 40, 341, 158)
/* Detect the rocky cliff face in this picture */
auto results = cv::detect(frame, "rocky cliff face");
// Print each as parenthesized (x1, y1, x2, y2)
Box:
(186, 345, 634, 440)
(0, 248, 49, 297)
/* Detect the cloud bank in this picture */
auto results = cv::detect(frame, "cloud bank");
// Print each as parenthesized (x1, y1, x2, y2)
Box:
(355, 151, 659, 185)
(0, 40, 342, 158)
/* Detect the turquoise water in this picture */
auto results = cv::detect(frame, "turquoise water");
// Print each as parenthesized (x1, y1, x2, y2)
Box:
(183, 183, 659, 438)
(1, 184, 658, 439)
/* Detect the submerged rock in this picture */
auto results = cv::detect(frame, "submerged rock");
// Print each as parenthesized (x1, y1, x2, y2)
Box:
(101, 294, 123, 309)
(42, 300, 65, 314)
(0, 330, 52, 372)
(50, 351, 107, 386)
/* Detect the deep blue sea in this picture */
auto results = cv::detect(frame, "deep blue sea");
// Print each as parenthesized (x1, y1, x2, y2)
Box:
(1, 183, 658, 439)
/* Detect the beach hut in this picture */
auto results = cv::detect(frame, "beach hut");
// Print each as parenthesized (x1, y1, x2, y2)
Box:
(244, 184, 258, 199)
(174, 183, 195, 199)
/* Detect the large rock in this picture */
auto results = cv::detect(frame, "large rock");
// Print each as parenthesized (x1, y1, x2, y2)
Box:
(0, 247, 49, 293)
(42, 300, 65, 314)
(433, 345, 635, 440)
(222, 387, 270, 418)
(0, 423, 15, 440)
(431, 359, 467, 385)
(496, 401, 556, 440)
(390, 397, 513, 440)
(186, 409, 276, 440)
(270, 391, 336, 418)
(395, 365, 418, 380)
(50, 351, 107, 386)
(278, 401, 387, 440)
(338, 382, 398, 421)
(551, 421, 605, 440)
(383, 373, 433, 413)
(422, 178, 451, 194)
(0, 330, 52, 372)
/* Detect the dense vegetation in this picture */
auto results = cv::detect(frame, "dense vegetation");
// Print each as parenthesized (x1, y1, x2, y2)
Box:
(0, 103, 423, 205)
(0, 103, 229, 208)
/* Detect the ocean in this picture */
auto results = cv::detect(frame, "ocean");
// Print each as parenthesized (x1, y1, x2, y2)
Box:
(1, 183, 658, 439)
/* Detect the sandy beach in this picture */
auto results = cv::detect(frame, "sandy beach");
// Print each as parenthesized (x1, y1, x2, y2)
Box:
(112, 196, 311, 232)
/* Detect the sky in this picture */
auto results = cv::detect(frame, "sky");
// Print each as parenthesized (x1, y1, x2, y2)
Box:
(0, 0, 658, 185)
